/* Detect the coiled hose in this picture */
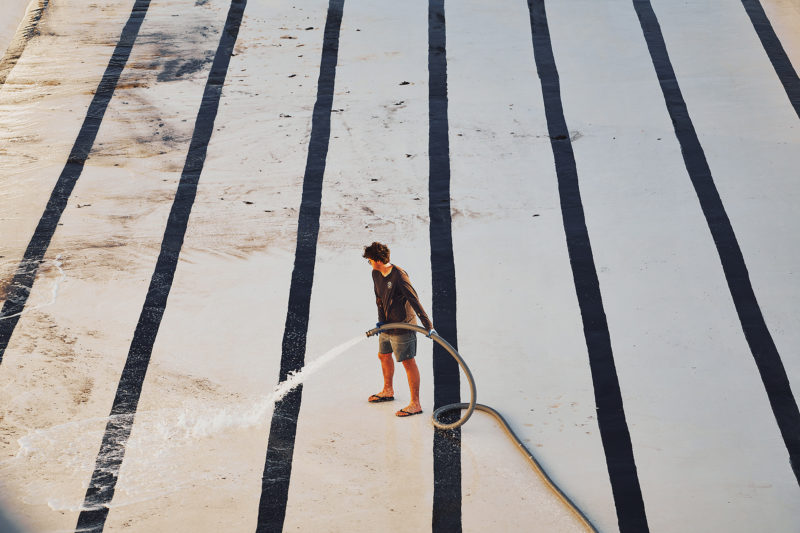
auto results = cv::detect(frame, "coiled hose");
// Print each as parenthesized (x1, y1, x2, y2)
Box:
(365, 322, 599, 533)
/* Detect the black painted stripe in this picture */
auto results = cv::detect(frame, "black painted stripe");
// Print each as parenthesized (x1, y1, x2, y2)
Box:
(428, 1, 461, 531)
(740, 0, 800, 119)
(633, 0, 800, 486)
(75, 1, 246, 530)
(526, 1, 649, 531)
(255, 1, 343, 531)
(0, 0, 151, 365)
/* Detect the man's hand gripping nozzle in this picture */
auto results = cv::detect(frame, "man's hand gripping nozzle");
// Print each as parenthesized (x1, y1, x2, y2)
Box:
(365, 322, 385, 338)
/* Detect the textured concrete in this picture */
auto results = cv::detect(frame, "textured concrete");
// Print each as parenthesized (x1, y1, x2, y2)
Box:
(0, 0, 798, 531)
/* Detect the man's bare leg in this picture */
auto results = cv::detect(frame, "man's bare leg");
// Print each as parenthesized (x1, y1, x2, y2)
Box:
(397, 358, 422, 415)
(368, 352, 395, 401)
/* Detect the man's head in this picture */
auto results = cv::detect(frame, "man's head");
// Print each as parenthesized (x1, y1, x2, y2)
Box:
(363, 242, 390, 265)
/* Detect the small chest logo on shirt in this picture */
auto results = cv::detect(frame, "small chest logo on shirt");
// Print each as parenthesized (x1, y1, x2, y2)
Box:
(387, 281, 393, 289)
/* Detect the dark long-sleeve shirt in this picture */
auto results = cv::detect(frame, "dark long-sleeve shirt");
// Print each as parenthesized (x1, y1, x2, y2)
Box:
(372, 266, 433, 333)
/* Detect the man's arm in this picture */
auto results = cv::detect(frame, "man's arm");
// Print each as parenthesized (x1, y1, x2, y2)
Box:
(398, 271, 433, 331)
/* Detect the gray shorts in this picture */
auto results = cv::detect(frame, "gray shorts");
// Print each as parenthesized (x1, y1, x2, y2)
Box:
(378, 330, 417, 362)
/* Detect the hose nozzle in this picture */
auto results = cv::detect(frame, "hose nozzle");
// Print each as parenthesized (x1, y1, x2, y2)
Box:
(365, 326, 382, 338)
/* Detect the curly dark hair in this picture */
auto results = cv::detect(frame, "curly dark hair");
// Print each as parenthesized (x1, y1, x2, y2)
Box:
(363, 242, 390, 263)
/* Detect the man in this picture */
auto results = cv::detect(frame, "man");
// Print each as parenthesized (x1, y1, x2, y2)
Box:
(363, 242, 435, 417)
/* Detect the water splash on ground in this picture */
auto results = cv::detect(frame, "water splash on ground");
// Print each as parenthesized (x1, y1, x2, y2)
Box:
(1, 334, 368, 510)
(0, 254, 66, 320)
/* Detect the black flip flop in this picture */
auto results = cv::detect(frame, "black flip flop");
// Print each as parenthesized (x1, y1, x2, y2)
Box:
(368, 394, 394, 403)
(396, 408, 423, 417)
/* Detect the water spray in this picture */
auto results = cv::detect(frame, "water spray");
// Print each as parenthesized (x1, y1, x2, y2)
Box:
(366, 322, 599, 533)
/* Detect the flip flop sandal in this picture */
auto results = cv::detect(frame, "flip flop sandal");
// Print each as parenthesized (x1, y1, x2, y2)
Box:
(368, 394, 394, 403)
(396, 408, 423, 417)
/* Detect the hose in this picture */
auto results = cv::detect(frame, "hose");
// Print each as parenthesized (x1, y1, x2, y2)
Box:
(365, 322, 599, 533)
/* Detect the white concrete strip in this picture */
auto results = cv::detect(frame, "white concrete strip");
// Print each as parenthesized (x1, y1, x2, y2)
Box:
(283, 1, 436, 530)
(446, 0, 615, 531)
(549, 0, 800, 530)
